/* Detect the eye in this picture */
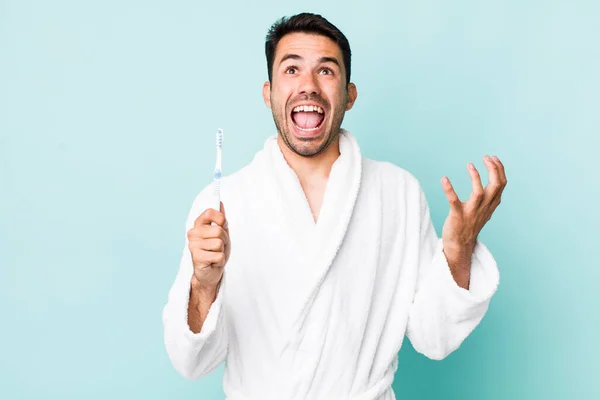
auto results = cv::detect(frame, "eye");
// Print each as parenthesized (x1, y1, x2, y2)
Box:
(319, 68, 333, 75)
(285, 66, 298, 74)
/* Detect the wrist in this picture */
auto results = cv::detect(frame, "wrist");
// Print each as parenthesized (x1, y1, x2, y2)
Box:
(442, 240, 474, 290)
(190, 275, 219, 304)
(443, 239, 475, 259)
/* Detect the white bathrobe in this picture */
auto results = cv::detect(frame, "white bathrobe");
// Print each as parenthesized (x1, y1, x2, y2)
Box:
(162, 130, 500, 400)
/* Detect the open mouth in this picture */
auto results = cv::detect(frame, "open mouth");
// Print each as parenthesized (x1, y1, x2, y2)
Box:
(291, 104, 325, 133)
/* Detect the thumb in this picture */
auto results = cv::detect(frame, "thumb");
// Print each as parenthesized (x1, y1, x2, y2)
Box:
(220, 202, 229, 231)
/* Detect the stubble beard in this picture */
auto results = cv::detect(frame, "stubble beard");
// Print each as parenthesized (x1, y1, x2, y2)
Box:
(271, 92, 348, 158)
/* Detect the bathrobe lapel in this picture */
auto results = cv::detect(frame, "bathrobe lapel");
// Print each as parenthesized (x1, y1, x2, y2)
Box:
(260, 129, 363, 333)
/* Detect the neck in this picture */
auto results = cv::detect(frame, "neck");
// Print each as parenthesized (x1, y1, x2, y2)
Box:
(277, 134, 341, 182)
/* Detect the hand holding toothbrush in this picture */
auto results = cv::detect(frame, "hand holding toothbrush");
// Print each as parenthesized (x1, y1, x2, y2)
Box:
(187, 203, 230, 292)
(186, 202, 230, 333)
(186, 129, 229, 332)
(187, 128, 229, 291)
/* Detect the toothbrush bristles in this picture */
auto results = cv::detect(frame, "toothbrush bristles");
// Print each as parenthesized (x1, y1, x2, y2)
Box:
(216, 128, 223, 147)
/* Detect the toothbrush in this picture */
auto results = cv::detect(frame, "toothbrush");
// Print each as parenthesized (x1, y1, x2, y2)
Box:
(212, 128, 223, 212)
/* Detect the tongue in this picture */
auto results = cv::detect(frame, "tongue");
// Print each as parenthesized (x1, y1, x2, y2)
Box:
(292, 112, 324, 129)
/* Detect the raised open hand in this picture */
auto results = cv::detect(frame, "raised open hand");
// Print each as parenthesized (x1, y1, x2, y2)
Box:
(440, 155, 507, 257)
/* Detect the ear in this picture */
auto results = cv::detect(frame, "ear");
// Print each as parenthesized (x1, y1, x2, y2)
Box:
(263, 81, 271, 109)
(345, 83, 358, 111)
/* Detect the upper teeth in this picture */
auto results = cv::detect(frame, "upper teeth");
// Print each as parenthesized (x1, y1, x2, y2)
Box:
(293, 105, 324, 114)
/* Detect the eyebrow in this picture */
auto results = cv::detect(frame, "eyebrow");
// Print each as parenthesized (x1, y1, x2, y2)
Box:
(279, 53, 341, 68)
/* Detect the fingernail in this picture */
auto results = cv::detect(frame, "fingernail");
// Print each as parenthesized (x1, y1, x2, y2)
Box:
(493, 155, 499, 161)
(468, 163, 474, 170)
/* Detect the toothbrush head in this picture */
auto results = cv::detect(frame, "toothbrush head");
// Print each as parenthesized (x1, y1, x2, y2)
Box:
(216, 128, 224, 148)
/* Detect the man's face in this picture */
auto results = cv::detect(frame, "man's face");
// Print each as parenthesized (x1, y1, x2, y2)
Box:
(263, 32, 357, 157)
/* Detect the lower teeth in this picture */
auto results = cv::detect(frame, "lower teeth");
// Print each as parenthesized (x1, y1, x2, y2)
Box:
(293, 122, 321, 132)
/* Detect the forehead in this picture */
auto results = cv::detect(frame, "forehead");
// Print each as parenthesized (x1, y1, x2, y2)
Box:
(274, 32, 342, 62)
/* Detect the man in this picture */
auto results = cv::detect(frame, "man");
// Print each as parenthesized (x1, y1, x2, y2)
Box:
(162, 12, 506, 400)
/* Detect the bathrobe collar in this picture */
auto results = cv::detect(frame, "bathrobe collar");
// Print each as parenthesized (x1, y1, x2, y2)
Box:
(260, 129, 363, 328)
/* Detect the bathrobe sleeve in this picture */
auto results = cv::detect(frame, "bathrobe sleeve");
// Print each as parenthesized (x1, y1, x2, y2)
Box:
(406, 184, 500, 360)
(162, 188, 228, 380)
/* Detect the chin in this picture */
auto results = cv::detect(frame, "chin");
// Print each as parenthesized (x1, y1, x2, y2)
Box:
(286, 124, 332, 157)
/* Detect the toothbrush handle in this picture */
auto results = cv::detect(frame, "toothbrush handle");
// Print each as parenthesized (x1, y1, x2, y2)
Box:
(212, 179, 221, 212)
(213, 196, 221, 213)
(209, 183, 220, 227)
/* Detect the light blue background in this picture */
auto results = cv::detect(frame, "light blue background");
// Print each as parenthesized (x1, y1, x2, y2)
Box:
(1, 0, 598, 399)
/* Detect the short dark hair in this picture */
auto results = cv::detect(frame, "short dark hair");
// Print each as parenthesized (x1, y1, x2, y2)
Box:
(265, 13, 352, 85)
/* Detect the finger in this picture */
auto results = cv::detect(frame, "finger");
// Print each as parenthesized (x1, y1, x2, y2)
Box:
(492, 155, 507, 187)
(467, 163, 484, 207)
(204, 224, 230, 245)
(489, 156, 507, 206)
(187, 224, 226, 241)
(220, 202, 229, 233)
(441, 176, 462, 213)
(489, 192, 502, 211)
(484, 193, 503, 223)
(482, 155, 502, 206)
(199, 237, 224, 252)
(192, 249, 226, 267)
(205, 225, 228, 241)
(220, 226, 230, 246)
(195, 207, 227, 228)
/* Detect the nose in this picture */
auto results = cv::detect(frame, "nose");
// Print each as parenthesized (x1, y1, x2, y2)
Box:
(298, 71, 321, 97)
